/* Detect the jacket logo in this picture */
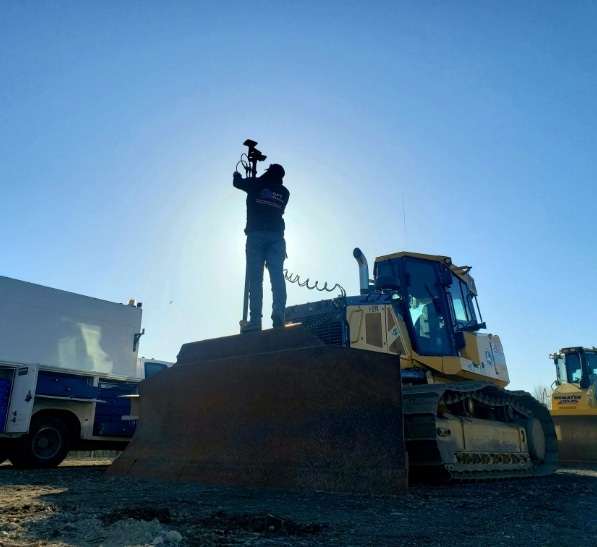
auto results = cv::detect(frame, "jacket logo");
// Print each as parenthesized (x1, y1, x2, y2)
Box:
(257, 188, 284, 208)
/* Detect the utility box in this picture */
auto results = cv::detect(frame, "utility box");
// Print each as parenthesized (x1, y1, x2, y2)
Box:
(0, 275, 143, 376)
(0, 275, 171, 469)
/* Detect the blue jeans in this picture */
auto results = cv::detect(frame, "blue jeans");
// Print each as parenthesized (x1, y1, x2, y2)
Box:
(245, 232, 287, 322)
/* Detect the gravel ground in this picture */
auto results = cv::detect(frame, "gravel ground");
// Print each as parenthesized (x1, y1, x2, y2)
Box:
(0, 458, 596, 547)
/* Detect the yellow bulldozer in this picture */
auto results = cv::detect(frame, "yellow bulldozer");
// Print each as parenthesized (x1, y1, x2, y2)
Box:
(549, 346, 597, 463)
(108, 248, 557, 492)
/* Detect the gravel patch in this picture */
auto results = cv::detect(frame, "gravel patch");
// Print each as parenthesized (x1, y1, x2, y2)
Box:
(0, 459, 596, 546)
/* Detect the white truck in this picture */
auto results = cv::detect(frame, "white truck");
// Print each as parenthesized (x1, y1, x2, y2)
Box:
(0, 275, 170, 468)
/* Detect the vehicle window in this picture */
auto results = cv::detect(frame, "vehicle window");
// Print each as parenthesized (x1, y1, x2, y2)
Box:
(586, 352, 597, 377)
(566, 353, 582, 383)
(144, 361, 168, 379)
(405, 259, 452, 356)
(447, 276, 478, 328)
(555, 356, 567, 383)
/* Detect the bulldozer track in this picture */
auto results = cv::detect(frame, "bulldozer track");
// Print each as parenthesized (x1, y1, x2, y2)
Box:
(403, 382, 558, 481)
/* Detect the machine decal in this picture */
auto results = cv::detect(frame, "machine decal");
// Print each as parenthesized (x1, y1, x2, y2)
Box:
(391, 326, 399, 340)
(554, 395, 582, 405)
(491, 341, 504, 355)
(485, 350, 494, 367)
(490, 340, 507, 366)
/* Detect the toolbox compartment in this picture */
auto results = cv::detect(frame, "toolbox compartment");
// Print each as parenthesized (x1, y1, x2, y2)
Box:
(93, 381, 138, 437)
(36, 371, 99, 399)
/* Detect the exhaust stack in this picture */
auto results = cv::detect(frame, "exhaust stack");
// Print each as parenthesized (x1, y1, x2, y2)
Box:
(353, 247, 370, 294)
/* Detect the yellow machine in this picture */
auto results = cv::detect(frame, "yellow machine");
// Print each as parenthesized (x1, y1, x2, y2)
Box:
(348, 249, 511, 388)
(283, 248, 557, 480)
(108, 248, 557, 490)
(549, 347, 597, 462)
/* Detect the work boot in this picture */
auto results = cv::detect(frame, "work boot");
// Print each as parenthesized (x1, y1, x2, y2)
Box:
(271, 310, 285, 328)
(240, 320, 262, 334)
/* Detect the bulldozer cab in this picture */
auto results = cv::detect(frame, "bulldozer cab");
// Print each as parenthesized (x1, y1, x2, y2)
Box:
(553, 347, 597, 389)
(286, 249, 508, 385)
(373, 252, 485, 358)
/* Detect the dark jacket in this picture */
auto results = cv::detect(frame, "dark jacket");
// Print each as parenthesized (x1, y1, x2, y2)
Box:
(233, 170, 290, 235)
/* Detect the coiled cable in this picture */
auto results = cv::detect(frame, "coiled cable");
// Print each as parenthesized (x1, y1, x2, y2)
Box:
(283, 269, 346, 298)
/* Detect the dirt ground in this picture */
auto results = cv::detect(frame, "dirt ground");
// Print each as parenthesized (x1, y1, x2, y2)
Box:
(0, 458, 596, 547)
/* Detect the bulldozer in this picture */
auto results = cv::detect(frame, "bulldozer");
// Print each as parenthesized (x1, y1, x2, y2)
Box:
(280, 248, 557, 481)
(108, 248, 557, 491)
(549, 346, 597, 463)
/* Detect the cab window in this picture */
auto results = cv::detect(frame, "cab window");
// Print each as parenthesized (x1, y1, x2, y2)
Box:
(586, 352, 597, 377)
(447, 276, 479, 330)
(565, 353, 582, 383)
(404, 259, 453, 357)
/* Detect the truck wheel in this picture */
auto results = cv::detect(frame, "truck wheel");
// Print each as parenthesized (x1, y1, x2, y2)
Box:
(9, 416, 71, 469)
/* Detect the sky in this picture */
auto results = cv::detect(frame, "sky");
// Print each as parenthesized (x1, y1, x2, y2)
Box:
(1, 1, 596, 393)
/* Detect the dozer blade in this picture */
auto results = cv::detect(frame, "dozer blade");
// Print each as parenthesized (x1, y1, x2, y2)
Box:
(107, 327, 408, 495)
(552, 414, 597, 463)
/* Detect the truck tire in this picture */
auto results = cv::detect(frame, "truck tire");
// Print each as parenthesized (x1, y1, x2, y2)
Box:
(9, 416, 71, 469)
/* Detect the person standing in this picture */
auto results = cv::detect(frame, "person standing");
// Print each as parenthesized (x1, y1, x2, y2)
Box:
(233, 163, 290, 333)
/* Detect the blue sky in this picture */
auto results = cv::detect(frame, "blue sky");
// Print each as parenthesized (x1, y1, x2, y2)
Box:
(1, 1, 596, 392)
